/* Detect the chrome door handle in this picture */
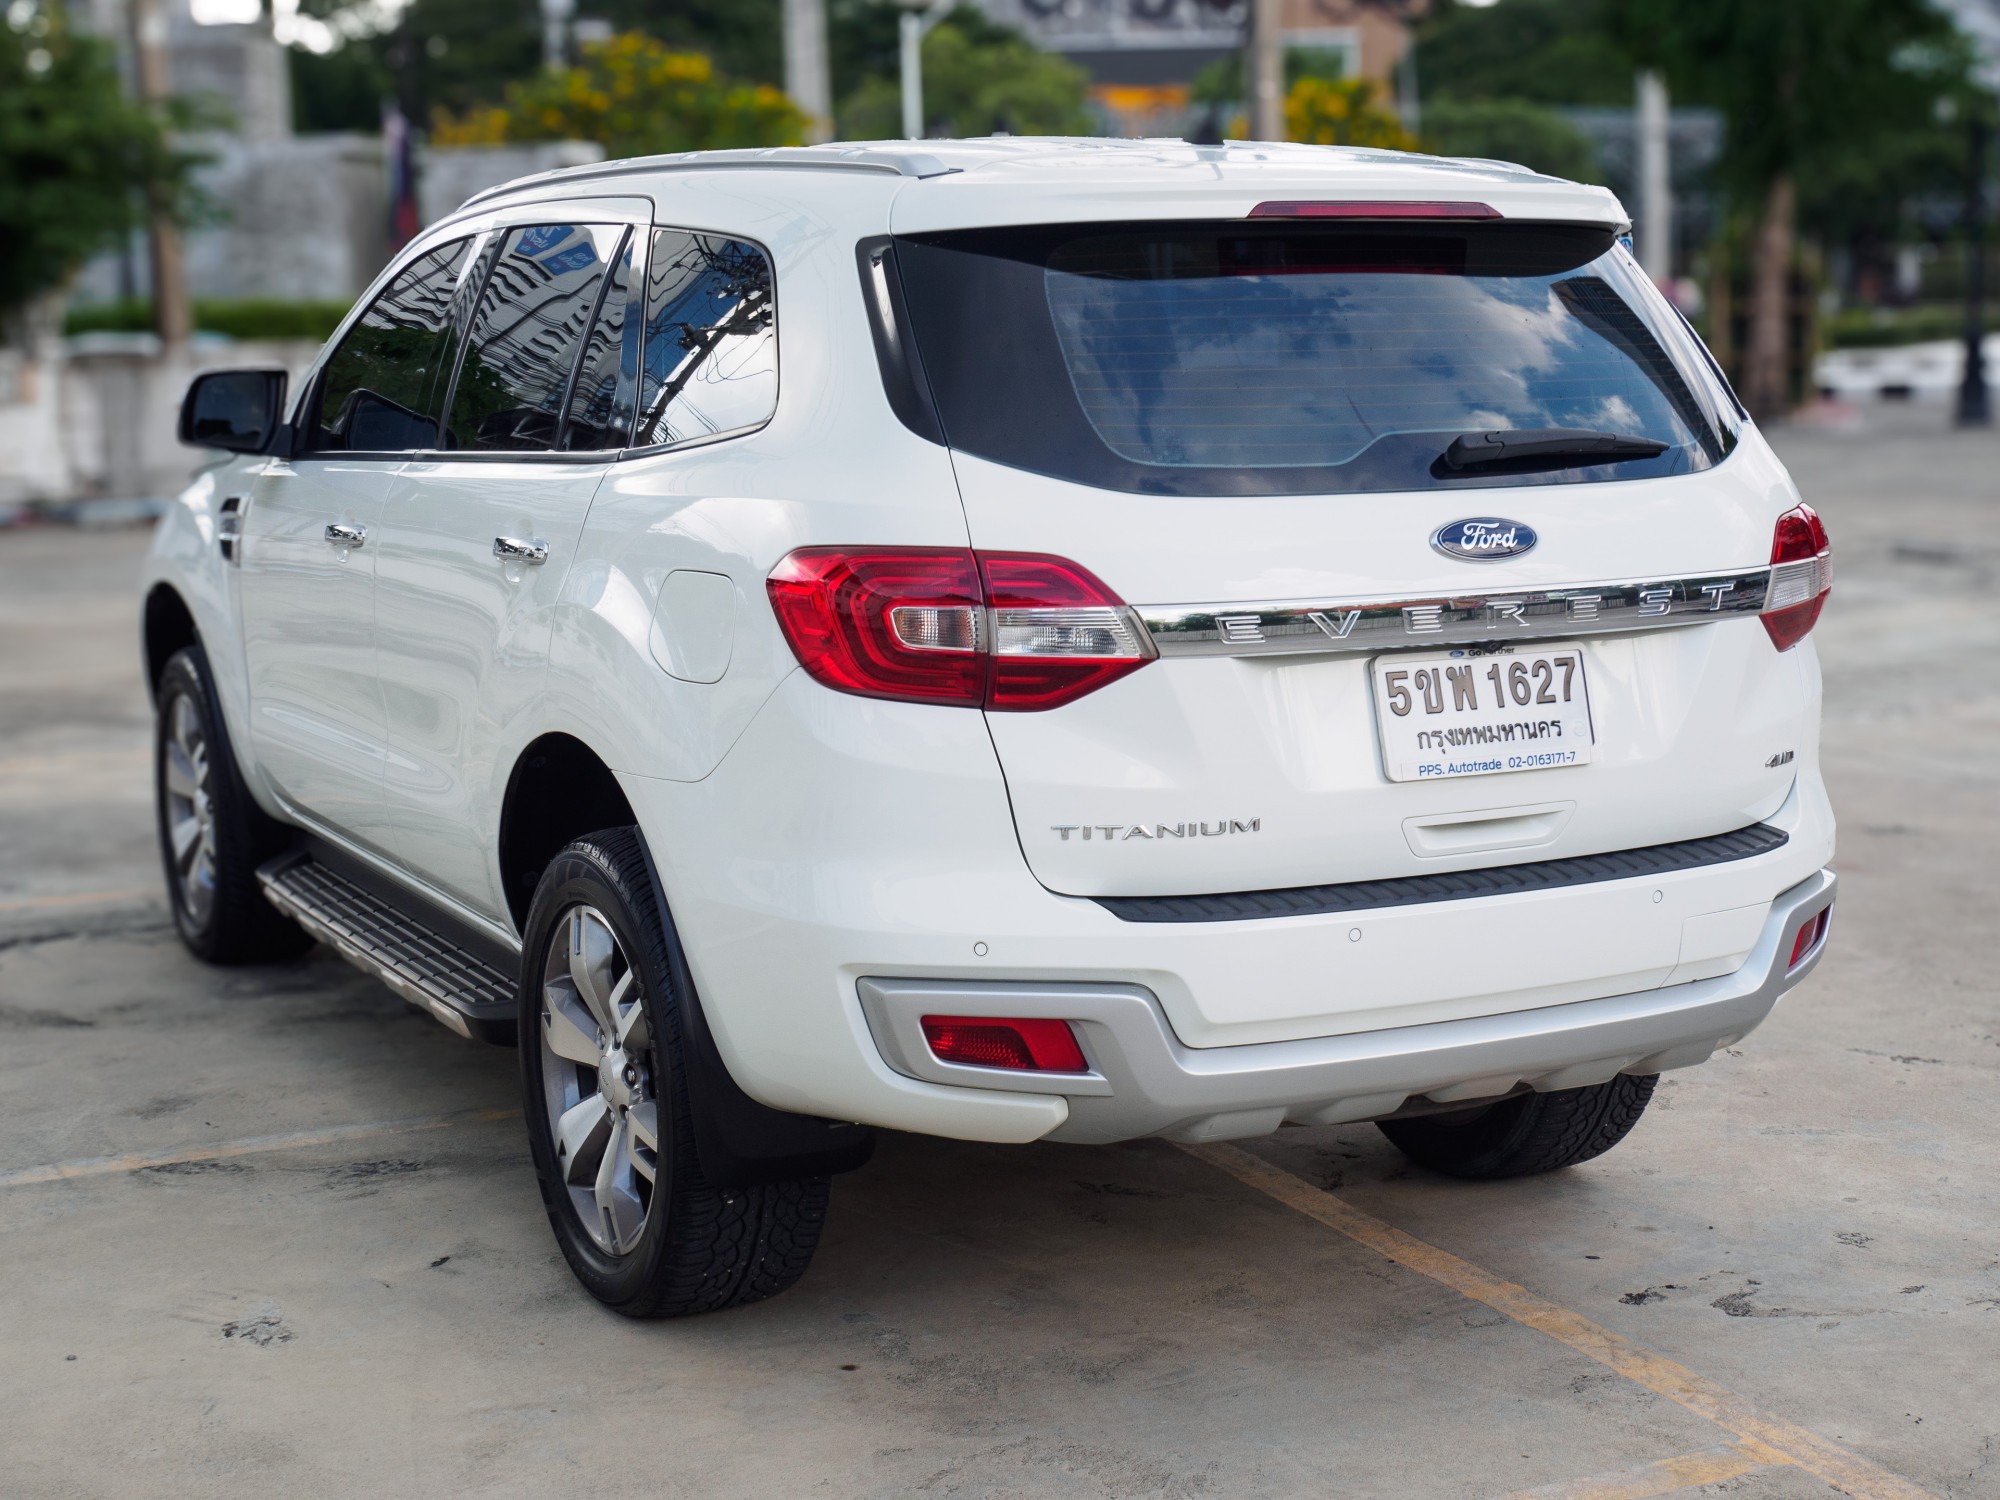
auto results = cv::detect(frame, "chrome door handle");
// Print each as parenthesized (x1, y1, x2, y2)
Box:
(493, 536, 549, 566)
(324, 522, 367, 549)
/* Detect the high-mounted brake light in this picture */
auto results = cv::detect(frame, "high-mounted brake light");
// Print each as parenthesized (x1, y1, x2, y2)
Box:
(921, 1015, 1088, 1073)
(1762, 503, 1832, 651)
(1249, 200, 1502, 220)
(767, 547, 1153, 711)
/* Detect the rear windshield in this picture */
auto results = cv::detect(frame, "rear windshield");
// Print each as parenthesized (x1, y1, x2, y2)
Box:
(891, 221, 1739, 497)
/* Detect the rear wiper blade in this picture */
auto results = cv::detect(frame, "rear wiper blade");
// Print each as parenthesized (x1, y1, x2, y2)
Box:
(1441, 427, 1669, 472)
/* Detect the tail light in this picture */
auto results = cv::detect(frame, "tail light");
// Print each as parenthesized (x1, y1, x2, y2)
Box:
(767, 547, 1152, 711)
(1762, 504, 1832, 651)
(921, 1015, 1088, 1072)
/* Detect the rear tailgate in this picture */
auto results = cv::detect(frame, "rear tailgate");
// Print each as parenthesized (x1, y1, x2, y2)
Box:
(956, 451, 1811, 899)
(889, 212, 1816, 902)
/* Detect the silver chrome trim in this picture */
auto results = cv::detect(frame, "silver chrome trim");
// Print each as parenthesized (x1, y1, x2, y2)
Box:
(859, 869, 1834, 1145)
(1136, 565, 1773, 658)
(493, 535, 550, 566)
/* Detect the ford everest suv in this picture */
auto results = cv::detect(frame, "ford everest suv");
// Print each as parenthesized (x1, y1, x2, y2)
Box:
(143, 139, 1835, 1318)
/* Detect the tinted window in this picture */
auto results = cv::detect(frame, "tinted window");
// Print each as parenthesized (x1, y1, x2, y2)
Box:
(893, 222, 1740, 497)
(314, 238, 472, 452)
(562, 233, 636, 451)
(445, 223, 628, 452)
(634, 230, 776, 450)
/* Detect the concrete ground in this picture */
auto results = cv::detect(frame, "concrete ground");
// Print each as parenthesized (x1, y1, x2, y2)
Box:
(1, 411, 1994, 1499)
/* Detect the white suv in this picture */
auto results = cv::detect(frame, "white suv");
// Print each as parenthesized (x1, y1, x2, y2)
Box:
(143, 139, 1836, 1317)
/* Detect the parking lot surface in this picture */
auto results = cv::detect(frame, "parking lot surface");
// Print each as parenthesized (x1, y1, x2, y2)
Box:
(2, 411, 1996, 1499)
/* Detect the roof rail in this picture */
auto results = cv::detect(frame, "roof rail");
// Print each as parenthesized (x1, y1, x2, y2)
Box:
(458, 145, 961, 212)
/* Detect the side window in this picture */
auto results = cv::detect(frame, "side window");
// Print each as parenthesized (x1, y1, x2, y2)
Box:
(313, 238, 472, 452)
(561, 233, 636, 451)
(445, 223, 628, 453)
(634, 230, 776, 451)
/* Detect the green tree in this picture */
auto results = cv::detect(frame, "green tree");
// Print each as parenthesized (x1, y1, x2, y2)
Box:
(1414, 0, 1633, 109)
(1615, 0, 1972, 418)
(837, 15, 1091, 139)
(429, 33, 805, 157)
(0, 5, 204, 334)
(1420, 99, 1599, 182)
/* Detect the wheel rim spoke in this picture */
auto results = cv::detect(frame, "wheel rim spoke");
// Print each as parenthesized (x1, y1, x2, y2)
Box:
(555, 1094, 611, 1186)
(594, 1113, 646, 1251)
(170, 813, 203, 868)
(541, 982, 602, 1066)
(171, 693, 199, 758)
(566, 910, 620, 1035)
(611, 970, 648, 1051)
(626, 1100, 659, 1184)
(164, 741, 199, 801)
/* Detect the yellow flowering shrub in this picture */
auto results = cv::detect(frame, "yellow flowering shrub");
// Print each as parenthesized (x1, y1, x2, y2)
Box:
(430, 33, 805, 158)
(1283, 76, 1416, 151)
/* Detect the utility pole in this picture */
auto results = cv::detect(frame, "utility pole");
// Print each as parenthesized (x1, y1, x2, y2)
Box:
(1248, 0, 1283, 142)
(130, 0, 190, 347)
(540, 0, 574, 72)
(785, 0, 832, 144)
(899, 0, 952, 141)
(1635, 71, 1673, 282)
(1957, 111, 1991, 427)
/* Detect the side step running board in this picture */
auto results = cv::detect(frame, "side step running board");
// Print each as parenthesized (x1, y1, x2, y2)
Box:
(258, 853, 517, 1043)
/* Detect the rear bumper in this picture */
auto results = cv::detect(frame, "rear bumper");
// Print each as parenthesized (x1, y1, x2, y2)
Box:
(859, 868, 1835, 1144)
(625, 672, 1835, 1144)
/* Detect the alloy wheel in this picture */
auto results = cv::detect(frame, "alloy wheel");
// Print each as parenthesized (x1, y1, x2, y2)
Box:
(162, 691, 217, 928)
(538, 905, 659, 1255)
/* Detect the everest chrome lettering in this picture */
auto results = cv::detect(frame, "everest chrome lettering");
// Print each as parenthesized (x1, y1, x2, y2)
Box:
(1135, 567, 1773, 659)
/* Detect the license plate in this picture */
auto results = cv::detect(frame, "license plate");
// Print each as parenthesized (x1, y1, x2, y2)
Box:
(1370, 645, 1594, 782)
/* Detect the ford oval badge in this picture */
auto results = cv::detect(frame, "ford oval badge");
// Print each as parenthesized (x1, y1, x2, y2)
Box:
(1432, 517, 1538, 561)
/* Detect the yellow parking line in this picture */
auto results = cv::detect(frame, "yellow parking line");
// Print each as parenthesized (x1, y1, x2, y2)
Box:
(1491, 1441, 1782, 1500)
(0, 1108, 519, 1188)
(0, 887, 156, 914)
(1184, 1142, 1938, 1500)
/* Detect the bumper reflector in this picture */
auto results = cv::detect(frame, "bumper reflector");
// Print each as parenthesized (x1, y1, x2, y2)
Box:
(921, 1015, 1088, 1073)
(1789, 907, 1830, 969)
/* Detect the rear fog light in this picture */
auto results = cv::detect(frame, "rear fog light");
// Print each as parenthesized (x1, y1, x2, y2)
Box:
(921, 1016, 1088, 1073)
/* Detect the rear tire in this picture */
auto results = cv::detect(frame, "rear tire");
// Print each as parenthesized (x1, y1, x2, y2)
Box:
(1376, 1074, 1657, 1180)
(518, 827, 830, 1317)
(153, 646, 311, 965)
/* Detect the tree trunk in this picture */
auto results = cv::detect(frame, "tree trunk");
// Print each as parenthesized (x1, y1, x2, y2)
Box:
(1744, 173, 1796, 422)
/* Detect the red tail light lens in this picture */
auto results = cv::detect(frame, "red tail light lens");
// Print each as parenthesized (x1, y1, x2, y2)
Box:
(921, 1015, 1088, 1072)
(765, 548, 985, 705)
(767, 547, 1153, 711)
(1762, 503, 1832, 651)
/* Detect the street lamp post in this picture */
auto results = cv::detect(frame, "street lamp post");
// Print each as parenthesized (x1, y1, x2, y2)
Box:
(899, 0, 953, 140)
(1957, 112, 1991, 427)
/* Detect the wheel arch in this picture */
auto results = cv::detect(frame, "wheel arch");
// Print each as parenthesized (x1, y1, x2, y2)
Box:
(143, 583, 200, 702)
(498, 732, 639, 931)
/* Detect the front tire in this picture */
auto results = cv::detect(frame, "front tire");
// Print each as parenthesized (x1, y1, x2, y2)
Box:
(1376, 1074, 1657, 1180)
(518, 827, 831, 1317)
(153, 646, 310, 965)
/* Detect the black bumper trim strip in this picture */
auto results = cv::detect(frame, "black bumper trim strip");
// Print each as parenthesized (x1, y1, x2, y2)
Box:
(1092, 822, 1791, 924)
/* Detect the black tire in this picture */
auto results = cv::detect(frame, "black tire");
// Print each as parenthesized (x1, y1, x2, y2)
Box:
(1376, 1074, 1658, 1180)
(153, 646, 311, 965)
(518, 827, 830, 1318)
